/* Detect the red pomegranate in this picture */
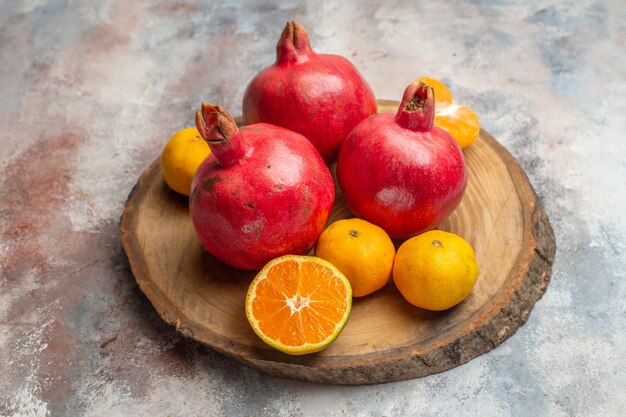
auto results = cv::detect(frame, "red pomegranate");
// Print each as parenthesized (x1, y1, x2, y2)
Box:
(190, 103, 335, 270)
(337, 82, 467, 239)
(242, 21, 377, 162)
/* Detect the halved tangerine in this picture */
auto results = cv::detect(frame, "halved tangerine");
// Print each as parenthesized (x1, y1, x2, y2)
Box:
(245, 255, 352, 355)
(434, 104, 480, 148)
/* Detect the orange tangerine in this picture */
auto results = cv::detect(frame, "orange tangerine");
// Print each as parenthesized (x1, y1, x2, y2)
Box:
(160, 127, 211, 196)
(315, 218, 395, 297)
(393, 230, 479, 311)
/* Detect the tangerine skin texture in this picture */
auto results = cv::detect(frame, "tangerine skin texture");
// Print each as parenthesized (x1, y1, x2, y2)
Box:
(337, 113, 467, 240)
(242, 22, 377, 162)
(190, 123, 335, 270)
(393, 230, 479, 311)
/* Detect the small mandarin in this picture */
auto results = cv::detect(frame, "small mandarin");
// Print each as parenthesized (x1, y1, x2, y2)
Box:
(315, 218, 395, 297)
(160, 127, 211, 196)
(393, 230, 479, 311)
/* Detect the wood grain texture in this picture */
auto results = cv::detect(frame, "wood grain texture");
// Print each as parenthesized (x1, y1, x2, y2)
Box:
(120, 101, 555, 385)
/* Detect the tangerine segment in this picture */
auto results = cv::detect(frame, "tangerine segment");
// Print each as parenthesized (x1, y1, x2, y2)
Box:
(416, 76, 454, 109)
(246, 255, 352, 355)
(434, 105, 480, 148)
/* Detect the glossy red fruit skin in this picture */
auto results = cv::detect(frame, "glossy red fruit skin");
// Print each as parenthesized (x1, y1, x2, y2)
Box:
(337, 83, 467, 240)
(190, 104, 334, 270)
(242, 21, 377, 162)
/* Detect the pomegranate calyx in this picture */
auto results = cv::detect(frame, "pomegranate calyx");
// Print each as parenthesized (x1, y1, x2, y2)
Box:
(395, 82, 435, 132)
(196, 103, 237, 143)
(276, 20, 314, 65)
(195, 102, 245, 165)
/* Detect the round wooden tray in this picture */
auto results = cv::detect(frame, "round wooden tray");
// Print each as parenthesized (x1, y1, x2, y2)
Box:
(120, 101, 555, 385)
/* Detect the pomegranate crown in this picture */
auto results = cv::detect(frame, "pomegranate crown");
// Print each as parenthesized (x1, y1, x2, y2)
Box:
(195, 102, 244, 165)
(395, 82, 436, 132)
(195, 103, 238, 144)
(276, 20, 314, 64)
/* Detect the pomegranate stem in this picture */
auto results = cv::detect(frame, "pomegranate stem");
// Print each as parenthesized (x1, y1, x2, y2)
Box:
(276, 20, 314, 65)
(195, 103, 245, 165)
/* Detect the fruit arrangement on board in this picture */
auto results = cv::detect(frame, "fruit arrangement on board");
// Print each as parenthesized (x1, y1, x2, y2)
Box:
(159, 21, 481, 355)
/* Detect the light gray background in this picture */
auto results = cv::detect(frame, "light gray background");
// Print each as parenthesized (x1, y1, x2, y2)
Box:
(1, 0, 625, 416)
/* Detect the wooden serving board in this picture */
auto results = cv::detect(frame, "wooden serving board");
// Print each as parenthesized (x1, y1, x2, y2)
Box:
(120, 101, 555, 385)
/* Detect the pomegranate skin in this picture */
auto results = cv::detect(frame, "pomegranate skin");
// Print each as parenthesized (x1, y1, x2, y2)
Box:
(337, 83, 467, 240)
(242, 21, 377, 162)
(190, 103, 335, 270)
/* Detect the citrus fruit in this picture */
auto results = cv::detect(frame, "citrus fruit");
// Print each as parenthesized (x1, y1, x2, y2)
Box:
(315, 218, 395, 297)
(416, 77, 480, 148)
(434, 105, 480, 149)
(393, 230, 479, 311)
(160, 127, 210, 196)
(245, 255, 352, 355)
